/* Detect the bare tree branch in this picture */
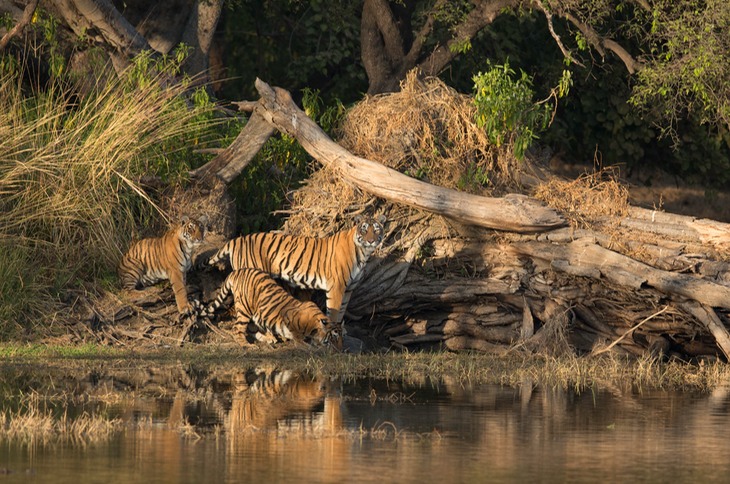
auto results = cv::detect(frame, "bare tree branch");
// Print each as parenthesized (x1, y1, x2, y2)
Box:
(562, 10, 643, 74)
(417, 0, 518, 76)
(404, 0, 447, 66)
(0, 0, 38, 52)
(536, 0, 584, 68)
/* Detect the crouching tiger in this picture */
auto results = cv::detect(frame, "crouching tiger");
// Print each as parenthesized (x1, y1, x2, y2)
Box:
(203, 268, 343, 351)
(207, 214, 386, 324)
(118, 215, 207, 321)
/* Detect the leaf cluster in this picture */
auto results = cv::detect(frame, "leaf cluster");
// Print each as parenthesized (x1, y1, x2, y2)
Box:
(473, 60, 551, 159)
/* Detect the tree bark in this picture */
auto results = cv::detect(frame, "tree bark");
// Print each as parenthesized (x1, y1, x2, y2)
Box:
(179, 0, 223, 83)
(360, 0, 643, 95)
(190, 109, 275, 185)
(46, 0, 222, 78)
(51, 0, 151, 71)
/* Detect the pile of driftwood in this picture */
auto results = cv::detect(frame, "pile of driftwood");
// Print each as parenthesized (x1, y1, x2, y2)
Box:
(76, 75, 730, 360)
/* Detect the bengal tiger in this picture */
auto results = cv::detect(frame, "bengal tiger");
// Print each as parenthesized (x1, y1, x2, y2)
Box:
(118, 215, 207, 320)
(206, 214, 386, 324)
(203, 268, 343, 350)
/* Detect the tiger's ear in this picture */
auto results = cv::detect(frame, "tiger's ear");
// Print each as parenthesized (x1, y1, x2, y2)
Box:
(180, 215, 190, 224)
(198, 214, 209, 226)
(353, 214, 363, 225)
(375, 214, 386, 225)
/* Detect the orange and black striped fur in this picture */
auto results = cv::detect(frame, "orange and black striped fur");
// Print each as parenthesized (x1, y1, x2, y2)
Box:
(204, 268, 343, 350)
(207, 214, 386, 324)
(119, 215, 207, 319)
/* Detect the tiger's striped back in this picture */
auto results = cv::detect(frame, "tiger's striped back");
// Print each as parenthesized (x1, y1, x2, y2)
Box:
(118, 215, 207, 318)
(205, 268, 342, 350)
(207, 214, 386, 324)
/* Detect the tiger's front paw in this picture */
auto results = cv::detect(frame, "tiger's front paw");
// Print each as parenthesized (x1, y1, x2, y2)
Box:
(178, 304, 198, 325)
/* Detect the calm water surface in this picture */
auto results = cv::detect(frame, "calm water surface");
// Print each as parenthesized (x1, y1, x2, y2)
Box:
(1, 362, 730, 483)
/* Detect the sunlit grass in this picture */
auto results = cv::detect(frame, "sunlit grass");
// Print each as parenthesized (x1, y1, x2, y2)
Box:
(0, 395, 124, 446)
(2, 343, 728, 392)
(0, 63, 218, 336)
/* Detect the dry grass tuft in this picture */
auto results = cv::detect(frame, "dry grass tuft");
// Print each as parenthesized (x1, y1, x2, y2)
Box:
(0, 403, 124, 446)
(533, 167, 630, 228)
(337, 71, 521, 194)
(0, 68, 215, 330)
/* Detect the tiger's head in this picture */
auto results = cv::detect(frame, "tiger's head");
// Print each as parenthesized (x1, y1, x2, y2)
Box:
(353, 214, 386, 253)
(179, 215, 207, 246)
(318, 318, 344, 352)
(297, 302, 343, 351)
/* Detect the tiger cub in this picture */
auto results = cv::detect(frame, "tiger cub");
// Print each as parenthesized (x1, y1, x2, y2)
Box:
(119, 215, 207, 320)
(207, 214, 386, 324)
(203, 268, 343, 350)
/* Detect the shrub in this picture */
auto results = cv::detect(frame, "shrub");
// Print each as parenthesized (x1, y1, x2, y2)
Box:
(0, 56, 218, 335)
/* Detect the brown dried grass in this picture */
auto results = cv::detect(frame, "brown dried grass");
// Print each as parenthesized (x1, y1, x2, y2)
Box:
(337, 71, 521, 194)
(533, 167, 630, 229)
(282, 72, 522, 245)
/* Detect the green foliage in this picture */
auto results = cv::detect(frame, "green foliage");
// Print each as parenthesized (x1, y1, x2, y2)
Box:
(37, 11, 65, 78)
(230, 88, 346, 233)
(472, 60, 551, 159)
(457, 164, 490, 192)
(630, 0, 730, 137)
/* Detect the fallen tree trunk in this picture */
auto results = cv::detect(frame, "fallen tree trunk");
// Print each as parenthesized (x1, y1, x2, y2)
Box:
(192, 79, 565, 234)
(83, 79, 730, 360)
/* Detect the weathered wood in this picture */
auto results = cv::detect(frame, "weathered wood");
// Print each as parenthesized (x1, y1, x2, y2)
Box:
(190, 110, 275, 184)
(626, 207, 730, 251)
(511, 238, 730, 310)
(680, 302, 730, 360)
(247, 78, 565, 233)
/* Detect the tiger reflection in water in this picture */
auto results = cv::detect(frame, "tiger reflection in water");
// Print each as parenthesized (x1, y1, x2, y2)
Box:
(225, 366, 344, 435)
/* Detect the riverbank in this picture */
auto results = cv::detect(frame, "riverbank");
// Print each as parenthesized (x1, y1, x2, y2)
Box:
(2, 343, 728, 391)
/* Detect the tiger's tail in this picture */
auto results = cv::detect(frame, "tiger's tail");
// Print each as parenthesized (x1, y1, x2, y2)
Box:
(206, 240, 233, 270)
(203, 272, 235, 317)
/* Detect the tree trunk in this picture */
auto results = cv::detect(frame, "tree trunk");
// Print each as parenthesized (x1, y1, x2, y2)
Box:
(46, 0, 222, 78)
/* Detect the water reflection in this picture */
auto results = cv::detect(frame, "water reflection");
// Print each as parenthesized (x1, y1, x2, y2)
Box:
(2, 363, 730, 482)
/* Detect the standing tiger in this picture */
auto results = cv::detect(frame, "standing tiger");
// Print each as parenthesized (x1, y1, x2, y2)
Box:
(203, 268, 343, 350)
(118, 215, 207, 320)
(207, 214, 386, 324)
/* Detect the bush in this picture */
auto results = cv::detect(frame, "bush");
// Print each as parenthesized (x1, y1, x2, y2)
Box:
(0, 56, 218, 335)
(472, 60, 552, 160)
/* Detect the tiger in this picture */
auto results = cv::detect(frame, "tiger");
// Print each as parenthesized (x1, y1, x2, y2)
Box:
(118, 215, 207, 320)
(203, 268, 343, 350)
(227, 367, 330, 433)
(206, 214, 386, 325)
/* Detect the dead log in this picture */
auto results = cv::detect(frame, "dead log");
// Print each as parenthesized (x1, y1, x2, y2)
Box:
(199, 78, 565, 233)
(87, 79, 730, 359)
(190, 110, 275, 184)
(511, 238, 730, 310)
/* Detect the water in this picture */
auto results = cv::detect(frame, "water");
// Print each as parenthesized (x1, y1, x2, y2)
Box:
(2, 362, 730, 483)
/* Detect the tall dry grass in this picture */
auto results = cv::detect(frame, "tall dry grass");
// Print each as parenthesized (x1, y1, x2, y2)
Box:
(0, 67, 217, 334)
